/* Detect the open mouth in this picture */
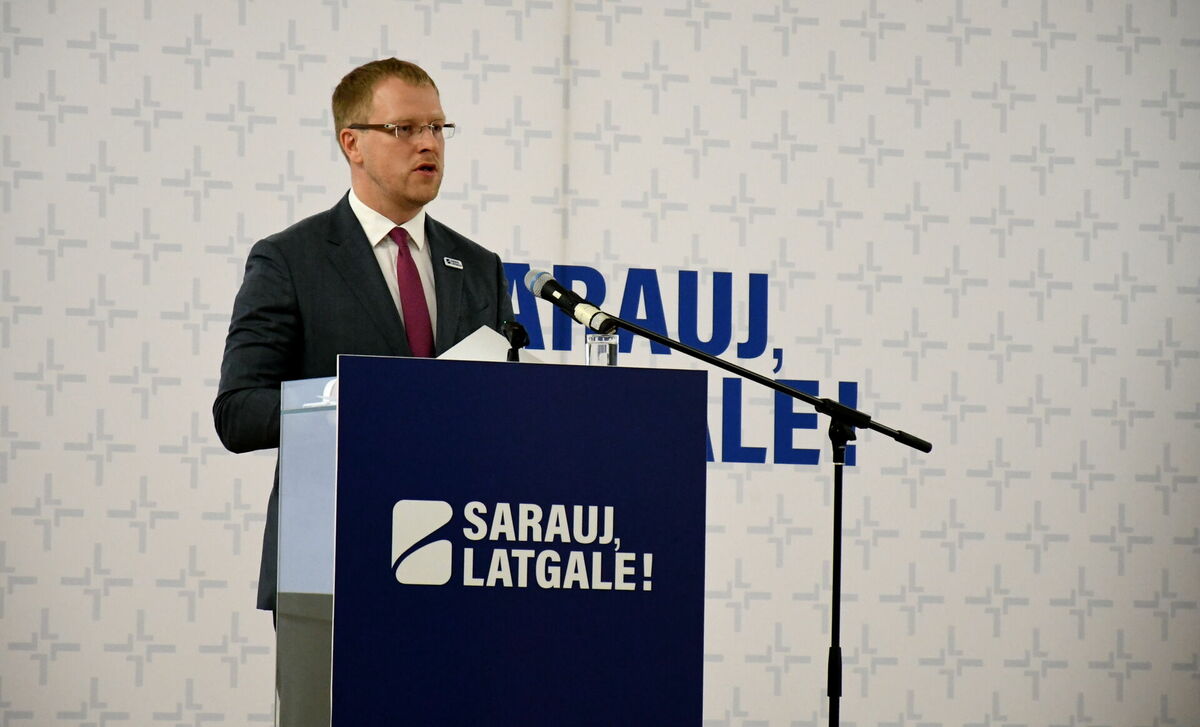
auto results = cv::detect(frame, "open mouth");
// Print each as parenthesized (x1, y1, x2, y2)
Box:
(415, 163, 438, 175)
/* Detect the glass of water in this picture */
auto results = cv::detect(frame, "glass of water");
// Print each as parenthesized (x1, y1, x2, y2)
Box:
(585, 333, 618, 366)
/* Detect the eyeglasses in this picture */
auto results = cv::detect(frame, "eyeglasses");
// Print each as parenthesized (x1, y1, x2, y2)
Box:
(347, 122, 457, 140)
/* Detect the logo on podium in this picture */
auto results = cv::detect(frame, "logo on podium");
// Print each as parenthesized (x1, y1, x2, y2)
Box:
(391, 499, 453, 585)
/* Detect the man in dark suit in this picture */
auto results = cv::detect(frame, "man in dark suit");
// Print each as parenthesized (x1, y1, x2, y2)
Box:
(214, 58, 513, 613)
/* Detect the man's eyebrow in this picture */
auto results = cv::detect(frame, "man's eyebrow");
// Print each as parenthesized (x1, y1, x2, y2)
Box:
(386, 116, 447, 124)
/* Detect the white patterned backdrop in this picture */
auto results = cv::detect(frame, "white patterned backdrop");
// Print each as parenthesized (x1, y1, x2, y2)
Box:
(2, 1, 1197, 724)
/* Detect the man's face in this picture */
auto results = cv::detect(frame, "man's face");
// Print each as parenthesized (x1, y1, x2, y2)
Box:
(348, 77, 446, 220)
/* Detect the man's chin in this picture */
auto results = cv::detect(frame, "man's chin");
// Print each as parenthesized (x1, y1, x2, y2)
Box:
(388, 186, 439, 212)
(412, 184, 441, 207)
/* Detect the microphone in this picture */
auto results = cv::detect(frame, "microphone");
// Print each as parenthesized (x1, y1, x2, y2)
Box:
(524, 269, 617, 334)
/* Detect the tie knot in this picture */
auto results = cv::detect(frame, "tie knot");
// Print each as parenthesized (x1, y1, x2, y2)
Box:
(389, 227, 410, 245)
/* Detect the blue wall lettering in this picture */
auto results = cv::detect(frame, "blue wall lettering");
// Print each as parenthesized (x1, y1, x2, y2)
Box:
(617, 268, 670, 354)
(678, 270, 733, 356)
(839, 380, 858, 466)
(773, 379, 820, 465)
(736, 273, 768, 359)
(720, 377, 767, 464)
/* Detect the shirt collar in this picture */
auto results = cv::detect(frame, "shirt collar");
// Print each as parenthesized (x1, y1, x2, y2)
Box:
(347, 188, 427, 251)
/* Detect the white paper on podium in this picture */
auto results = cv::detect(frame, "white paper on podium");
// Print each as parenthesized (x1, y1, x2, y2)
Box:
(437, 325, 544, 363)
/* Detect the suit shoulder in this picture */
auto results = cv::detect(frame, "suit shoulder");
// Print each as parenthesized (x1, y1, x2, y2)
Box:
(426, 215, 501, 263)
(256, 204, 339, 252)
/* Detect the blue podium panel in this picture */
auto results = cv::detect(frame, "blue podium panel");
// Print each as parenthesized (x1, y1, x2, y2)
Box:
(332, 356, 707, 725)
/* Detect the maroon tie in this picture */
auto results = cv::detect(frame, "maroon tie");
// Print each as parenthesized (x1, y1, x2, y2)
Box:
(389, 227, 435, 357)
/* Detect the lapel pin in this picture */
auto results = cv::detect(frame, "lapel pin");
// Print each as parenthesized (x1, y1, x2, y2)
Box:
(443, 257, 464, 270)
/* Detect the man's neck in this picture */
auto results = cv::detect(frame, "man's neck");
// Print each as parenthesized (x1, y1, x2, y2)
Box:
(350, 181, 422, 226)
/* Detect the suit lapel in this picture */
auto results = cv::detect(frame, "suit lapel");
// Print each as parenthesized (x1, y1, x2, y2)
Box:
(324, 195, 413, 356)
(426, 215, 463, 354)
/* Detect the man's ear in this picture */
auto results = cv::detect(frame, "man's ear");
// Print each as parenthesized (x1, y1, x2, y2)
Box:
(339, 128, 361, 164)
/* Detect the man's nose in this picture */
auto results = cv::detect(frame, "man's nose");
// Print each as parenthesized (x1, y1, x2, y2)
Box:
(414, 129, 438, 151)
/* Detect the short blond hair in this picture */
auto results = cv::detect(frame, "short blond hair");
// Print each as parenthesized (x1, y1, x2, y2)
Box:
(332, 58, 438, 135)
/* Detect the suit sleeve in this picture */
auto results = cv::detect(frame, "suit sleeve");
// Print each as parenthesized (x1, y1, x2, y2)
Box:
(494, 251, 515, 327)
(213, 238, 302, 453)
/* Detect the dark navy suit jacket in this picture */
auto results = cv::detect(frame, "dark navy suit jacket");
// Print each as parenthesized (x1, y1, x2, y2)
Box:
(214, 194, 513, 610)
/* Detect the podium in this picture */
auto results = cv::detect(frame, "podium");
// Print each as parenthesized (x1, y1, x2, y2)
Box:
(278, 356, 707, 725)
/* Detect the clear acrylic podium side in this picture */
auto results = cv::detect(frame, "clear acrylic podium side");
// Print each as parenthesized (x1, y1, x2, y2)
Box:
(277, 377, 336, 727)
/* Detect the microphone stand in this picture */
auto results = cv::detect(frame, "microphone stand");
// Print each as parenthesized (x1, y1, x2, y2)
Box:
(501, 320, 530, 362)
(603, 316, 932, 726)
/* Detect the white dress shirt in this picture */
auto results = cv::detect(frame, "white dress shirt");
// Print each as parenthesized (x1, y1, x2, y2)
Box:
(347, 189, 438, 335)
